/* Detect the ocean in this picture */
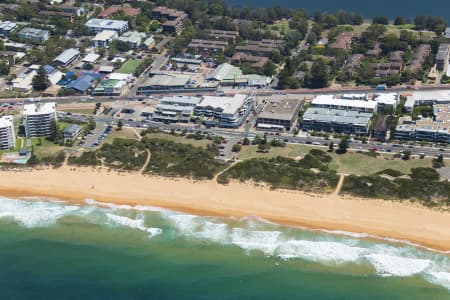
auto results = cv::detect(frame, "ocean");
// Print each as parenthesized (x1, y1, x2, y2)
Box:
(0, 196, 449, 299)
(225, 0, 450, 21)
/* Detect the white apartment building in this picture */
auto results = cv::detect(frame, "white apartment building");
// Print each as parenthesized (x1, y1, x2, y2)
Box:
(23, 102, 57, 137)
(85, 18, 129, 34)
(0, 115, 16, 150)
(92, 30, 118, 48)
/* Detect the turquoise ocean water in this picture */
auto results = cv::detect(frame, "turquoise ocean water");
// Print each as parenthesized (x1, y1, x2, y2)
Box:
(0, 196, 449, 299)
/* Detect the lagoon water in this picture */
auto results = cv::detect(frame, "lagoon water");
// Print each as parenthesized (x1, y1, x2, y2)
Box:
(0, 196, 450, 299)
(225, 0, 450, 21)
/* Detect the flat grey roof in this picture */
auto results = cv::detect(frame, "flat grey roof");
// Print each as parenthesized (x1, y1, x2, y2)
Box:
(141, 74, 190, 87)
(53, 48, 80, 64)
(258, 97, 302, 121)
(303, 107, 373, 126)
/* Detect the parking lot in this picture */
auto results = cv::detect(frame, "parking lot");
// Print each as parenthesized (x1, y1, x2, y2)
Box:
(82, 121, 112, 148)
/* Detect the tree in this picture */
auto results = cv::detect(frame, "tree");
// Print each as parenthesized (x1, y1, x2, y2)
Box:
(372, 16, 389, 25)
(328, 142, 334, 152)
(88, 118, 96, 131)
(402, 150, 411, 160)
(394, 16, 406, 25)
(32, 66, 50, 91)
(232, 144, 241, 152)
(308, 59, 329, 88)
(262, 60, 276, 76)
(113, 60, 122, 69)
(48, 120, 58, 143)
(242, 137, 250, 146)
(433, 154, 445, 168)
(117, 120, 123, 131)
(337, 138, 349, 154)
(0, 60, 10, 76)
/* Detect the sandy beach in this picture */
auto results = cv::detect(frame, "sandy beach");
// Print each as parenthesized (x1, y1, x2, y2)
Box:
(0, 165, 449, 251)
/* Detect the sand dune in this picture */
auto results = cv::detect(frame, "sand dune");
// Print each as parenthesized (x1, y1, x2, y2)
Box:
(0, 166, 449, 251)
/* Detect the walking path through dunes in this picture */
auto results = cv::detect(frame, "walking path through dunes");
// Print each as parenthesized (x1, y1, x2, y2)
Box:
(0, 167, 449, 251)
(140, 149, 151, 174)
(334, 174, 345, 195)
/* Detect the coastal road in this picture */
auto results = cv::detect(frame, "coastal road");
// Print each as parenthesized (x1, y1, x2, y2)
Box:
(3, 84, 450, 105)
(60, 111, 450, 160)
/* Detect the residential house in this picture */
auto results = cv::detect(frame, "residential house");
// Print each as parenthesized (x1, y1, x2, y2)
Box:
(0, 21, 17, 37)
(117, 31, 146, 48)
(329, 32, 357, 50)
(85, 18, 129, 34)
(152, 6, 187, 35)
(209, 30, 239, 43)
(63, 124, 83, 142)
(187, 39, 228, 53)
(436, 43, 450, 72)
(92, 30, 118, 48)
(52, 48, 80, 67)
(18, 27, 50, 43)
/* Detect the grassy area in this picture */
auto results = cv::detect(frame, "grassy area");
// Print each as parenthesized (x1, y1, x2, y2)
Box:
(69, 136, 225, 179)
(270, 19, 290, 34)
(118, 59, 143, 74)
(60, 108, 94, 115)
(143, 137, 225, 179)
(236, 144, 432, 176)
(0, 90, 21, 99)
(30, 137, 67, 159)
(105, 128, 140, 142)
(328, 152, 432, 176)
(237, 144, 321, 160)
(146, 133, 212, 148)
(344, 23, 435, 39)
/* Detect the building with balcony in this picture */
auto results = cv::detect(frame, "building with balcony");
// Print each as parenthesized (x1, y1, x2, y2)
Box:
(23, 102, 57, 137)
(194, 94, 253, 128)
(0, 115, 15, 150)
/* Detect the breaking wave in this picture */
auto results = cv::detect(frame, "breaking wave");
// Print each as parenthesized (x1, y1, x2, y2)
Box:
(0, 196, 449, 292)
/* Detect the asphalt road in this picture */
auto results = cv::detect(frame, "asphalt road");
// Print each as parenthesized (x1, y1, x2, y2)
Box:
(3, 85, 450, 105)
(60, 111, 450, 159)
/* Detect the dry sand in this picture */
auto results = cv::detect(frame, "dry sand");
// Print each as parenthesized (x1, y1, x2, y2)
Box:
(0, 166, 449, 251)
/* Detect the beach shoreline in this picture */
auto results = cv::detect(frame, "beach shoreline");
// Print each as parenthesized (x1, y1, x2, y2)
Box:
(0, 166, 449, 251)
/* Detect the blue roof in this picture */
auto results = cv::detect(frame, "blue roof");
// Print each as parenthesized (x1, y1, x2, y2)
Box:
(66, 74, 96, 92)
(43, 65, 55, 74)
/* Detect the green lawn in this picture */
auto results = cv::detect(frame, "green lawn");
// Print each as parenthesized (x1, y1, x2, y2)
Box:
(237, 144, 320, 160)
(30, 137, 66, 159)
(104, 129, 215, 148)
(104, 128, 140, 142)
(328, 152, 432, 176)
(118, 59, 142, 74)
(236, 144, 432, 176)
(146, 133, 212, 148)
(60, 108, 94, 115)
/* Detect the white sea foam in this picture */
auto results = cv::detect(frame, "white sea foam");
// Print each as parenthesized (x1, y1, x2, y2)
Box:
(319, 229, 370, 239)
(277, 240, 367, 264)
(0, 197, 80, 227)
(106, 213, 162, 237)
(85, 199, 135, 211)
(230, 228, 282, 255)
(365, 254, 432, 277)
(85, 199, 170, 214)
(3, 196, 450, 291)
(426, 272, 450, 291)
(192, 221, 229, 242)
(167, 214, 199, 234)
